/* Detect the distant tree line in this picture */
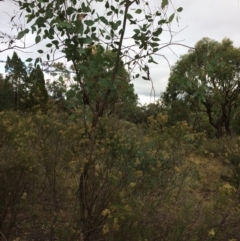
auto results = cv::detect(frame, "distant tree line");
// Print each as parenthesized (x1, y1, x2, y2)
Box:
(0, 52, 48, 111)
(2, 38, 240, 138)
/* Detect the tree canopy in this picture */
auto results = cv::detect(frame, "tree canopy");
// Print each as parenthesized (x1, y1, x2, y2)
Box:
(1, 52, 48, 111)
(164, 38, 240, 137)
(4, 51, 28, 110)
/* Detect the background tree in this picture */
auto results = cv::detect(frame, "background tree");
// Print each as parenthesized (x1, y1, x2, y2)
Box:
(45, 62, 69, 107)
(3, 54, 49, 111)
(5, 51, 28, 110)
(0, 73, 6, 111)
(163, 98, 191, 126)
(0, 74, 4, 86)
(28, 65, 48, 110)
(164, 38, 240, 137)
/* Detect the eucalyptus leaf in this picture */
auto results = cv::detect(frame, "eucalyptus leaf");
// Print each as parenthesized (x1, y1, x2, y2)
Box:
(85, 20, 94, 26)
(17, 31, 26, 40)
(99, 16, 108, 25)
(135, 9, 142, 14)
(35, 35, 41, 44)
(177, 7, 183, 12)
(168, 13, 175, 23)
(161, 0, 168, 9)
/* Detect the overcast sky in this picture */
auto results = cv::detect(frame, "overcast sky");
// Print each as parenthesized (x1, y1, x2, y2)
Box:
(1, 0, 240, 104)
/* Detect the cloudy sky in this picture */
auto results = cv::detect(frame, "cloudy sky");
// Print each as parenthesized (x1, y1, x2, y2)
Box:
(1, 0, 240, 104)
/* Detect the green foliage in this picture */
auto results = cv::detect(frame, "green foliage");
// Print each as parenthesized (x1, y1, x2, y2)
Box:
(164, 38, 240, 138)
(28, 65, 48, 110)
(4, 51, 29, 110)
(165, 98, 191, 126)
(0, 74, 6, 110)
(16, 7, 183, 233)
(0, 107, 240, 240)
(16, 0, 182, 120)
(3, 1, 240, 241)
(1, 53, 49, 112)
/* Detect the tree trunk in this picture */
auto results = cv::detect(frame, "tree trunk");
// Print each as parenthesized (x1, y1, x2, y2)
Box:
(216, 124, 223, 138)
(225, 118, 231, 136)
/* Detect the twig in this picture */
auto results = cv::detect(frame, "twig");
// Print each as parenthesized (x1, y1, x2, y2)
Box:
(0, 232, 8, 241)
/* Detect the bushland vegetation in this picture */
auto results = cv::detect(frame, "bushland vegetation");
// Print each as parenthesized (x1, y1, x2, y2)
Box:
(1, 53, 240, 241)
(0, 0, 240, 240)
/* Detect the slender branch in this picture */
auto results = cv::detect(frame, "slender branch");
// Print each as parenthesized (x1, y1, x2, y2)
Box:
(98, 0, 134, 119)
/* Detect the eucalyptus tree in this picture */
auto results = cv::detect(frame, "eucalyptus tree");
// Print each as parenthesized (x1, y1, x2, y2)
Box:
(12, 0, 184, 239)
(68, 49, 138, 116)
(164, 38, 240, 137)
